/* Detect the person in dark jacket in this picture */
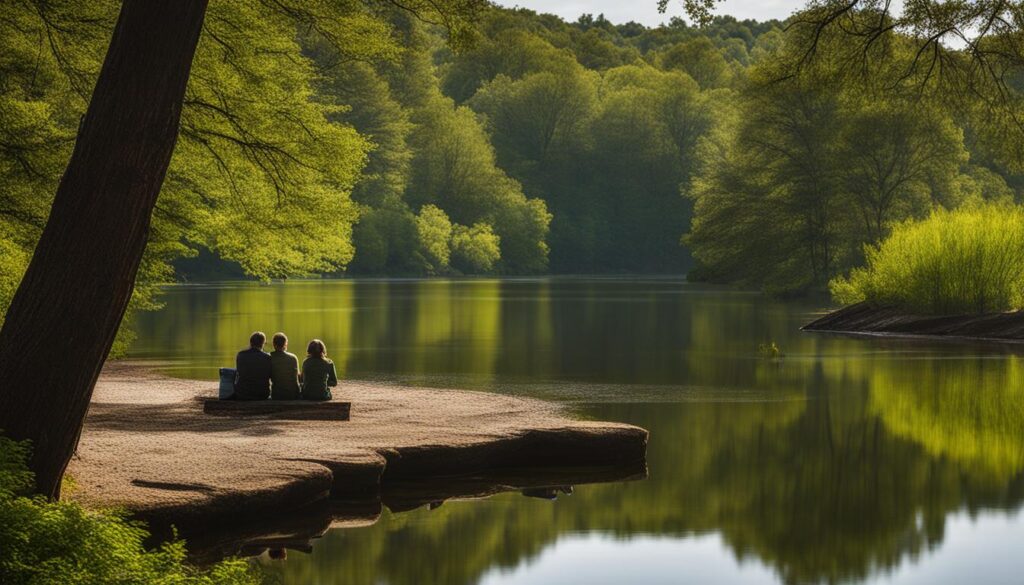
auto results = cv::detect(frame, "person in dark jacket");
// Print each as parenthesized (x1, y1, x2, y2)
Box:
(301, 339, 338, 401)
(269, 332, 301, 400)
(234, 331, 272, 400)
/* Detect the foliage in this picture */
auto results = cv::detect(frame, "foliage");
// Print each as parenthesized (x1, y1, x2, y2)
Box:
(8, 0, 1024, 314)
(655, 37, 734, 88)
(688, 67, 846, 292)
(687, 24, 980, 294)
(838, 101, 968, 242)
(0, 0, 375, 346)
(0, 0, 487, 343)
(404, 93, 549, 273)
(176, 0, 371, 281)
(415, 205, 453, 273)
(831, 205, 1024, 314)
(312, 6, 776, 275)
(461, 17, 719, 273)
(0, 1, 823, 301)
(348, 208, 421, 275)
(450, 223, 501, 273)
(0, 434, 259, 584)
(659, 0, 725, 26)
(310, 14, 551, 276)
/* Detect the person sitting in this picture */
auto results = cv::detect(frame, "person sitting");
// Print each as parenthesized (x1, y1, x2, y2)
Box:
(269, 332, 301, 401)
(301, 339, 337, 401)
(234, 331, 272, 400)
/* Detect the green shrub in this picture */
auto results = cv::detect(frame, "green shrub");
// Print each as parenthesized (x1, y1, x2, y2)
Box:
(415, 204, 453, 273)
(451, 223, 501, 274)
(0, 434, 261, 585)
(831, 205, 1024, 314)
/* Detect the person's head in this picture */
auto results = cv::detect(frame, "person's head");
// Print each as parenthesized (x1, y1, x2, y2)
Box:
(272, 332, 288, 351)
(307, 339, 327, 359)
(249, 331, 266, 349)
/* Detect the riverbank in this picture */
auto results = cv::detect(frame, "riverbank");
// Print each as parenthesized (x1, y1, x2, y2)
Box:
(68, 363, 647, 548)
(802, 301, 1024, 342)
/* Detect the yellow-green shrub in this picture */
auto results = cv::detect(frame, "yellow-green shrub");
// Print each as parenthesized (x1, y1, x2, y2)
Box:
(831, 205, 1024, 314)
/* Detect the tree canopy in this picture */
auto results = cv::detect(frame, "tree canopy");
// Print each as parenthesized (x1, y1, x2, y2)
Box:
(7, 0, 1024, 314)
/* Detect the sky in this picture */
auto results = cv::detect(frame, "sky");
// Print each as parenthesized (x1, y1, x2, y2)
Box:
(491, 0, 808, 26)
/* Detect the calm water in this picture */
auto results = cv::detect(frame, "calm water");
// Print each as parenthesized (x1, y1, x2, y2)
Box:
(129, 278, 1024, 585)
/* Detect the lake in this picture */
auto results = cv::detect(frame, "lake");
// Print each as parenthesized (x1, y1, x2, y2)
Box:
(129, 278, 1024, 585)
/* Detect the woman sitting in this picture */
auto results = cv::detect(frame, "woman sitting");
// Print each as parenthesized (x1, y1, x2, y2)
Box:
(301, 339, 338, 401)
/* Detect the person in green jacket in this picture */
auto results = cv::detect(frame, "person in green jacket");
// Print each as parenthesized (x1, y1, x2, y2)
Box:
(301, 338, 338, 401)
(269, 332, 301, 400)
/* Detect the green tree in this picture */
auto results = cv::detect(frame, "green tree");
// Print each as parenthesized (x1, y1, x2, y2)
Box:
(676, 1, 1024, 168)
(440, 12, 581, 103)
(405, 95, 550, 273)
(348, 208, 421, 275)
(687, 32, 972, 293)
(586, 65, 713, 272)
(656, 36, 733, 88)
(469, 67, 598, 170)
(312, 61, 412, 210)
(0, 0, 483, 498)
(690, 67, 846, 291)
(837, 100, 967, 242)
(954, 165, 1016, 207)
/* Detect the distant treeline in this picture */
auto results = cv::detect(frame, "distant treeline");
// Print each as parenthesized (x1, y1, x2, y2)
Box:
(176, 6, 1024, 291)
(5, 3, 1024, 330)
(330, 10, 777, 277)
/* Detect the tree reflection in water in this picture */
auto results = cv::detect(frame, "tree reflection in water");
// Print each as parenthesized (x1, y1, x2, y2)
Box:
(131, 279, 1024, 584)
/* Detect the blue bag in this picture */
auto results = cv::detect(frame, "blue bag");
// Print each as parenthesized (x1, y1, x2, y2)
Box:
(219, 368, 236, 399)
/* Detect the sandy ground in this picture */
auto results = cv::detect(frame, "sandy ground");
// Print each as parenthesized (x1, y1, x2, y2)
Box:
(68, 362, 647, 531)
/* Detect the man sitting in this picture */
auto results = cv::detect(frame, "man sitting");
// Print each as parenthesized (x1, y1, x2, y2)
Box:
(234, 331, 272, 400)
(269, 332, 301, 401)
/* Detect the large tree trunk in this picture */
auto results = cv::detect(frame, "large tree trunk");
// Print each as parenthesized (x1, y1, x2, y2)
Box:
(0, 0, 209, 499)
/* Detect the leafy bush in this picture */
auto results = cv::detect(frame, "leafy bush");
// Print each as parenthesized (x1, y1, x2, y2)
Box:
(451, 223, 501, 274)
(415, 205, 453, 273)
(0, 434, 260, 585)
(831, 205, 1024, 314)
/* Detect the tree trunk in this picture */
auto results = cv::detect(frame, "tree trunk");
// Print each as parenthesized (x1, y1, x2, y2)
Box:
(0, 0, 209, 499)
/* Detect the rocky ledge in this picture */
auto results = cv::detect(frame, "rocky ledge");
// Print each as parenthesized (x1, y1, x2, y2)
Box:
(802, 301, 1024, 342)
(69, 362, 648, 548)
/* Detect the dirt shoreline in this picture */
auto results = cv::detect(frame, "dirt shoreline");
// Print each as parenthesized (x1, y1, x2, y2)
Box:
(802, 301, 1024, 343)
(69, 362, 648, 543)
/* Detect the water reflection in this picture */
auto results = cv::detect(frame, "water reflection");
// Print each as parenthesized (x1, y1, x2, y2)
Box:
(185, 463, 645, 567)
(130, 278, 1024, 584)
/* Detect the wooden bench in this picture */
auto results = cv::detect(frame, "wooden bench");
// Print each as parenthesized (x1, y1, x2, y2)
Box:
(202, 399, 350, 421)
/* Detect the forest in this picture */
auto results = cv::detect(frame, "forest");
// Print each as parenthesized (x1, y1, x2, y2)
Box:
(1, 4, 762, 307)
(5, 1, 1024, 584)
(6, 2, 1024, 327)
